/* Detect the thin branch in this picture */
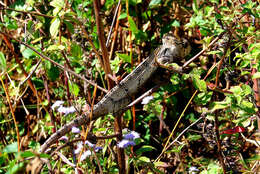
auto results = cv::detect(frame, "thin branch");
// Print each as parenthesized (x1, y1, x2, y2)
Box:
(108, 3, 122, 61)
(127, 85, 160, 108)
(19, 59, 42, 86)
(0, 32, 108, 93)
(165, 117, 203, 152)
(182, 32, 225, 68)
(106, 0, 121, 47)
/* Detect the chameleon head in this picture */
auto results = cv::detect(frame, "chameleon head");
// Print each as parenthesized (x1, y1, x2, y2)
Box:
(157, 33, 191, 64)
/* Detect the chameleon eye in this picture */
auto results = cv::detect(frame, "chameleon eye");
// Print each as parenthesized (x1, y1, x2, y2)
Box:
(182, 40, 188, 48)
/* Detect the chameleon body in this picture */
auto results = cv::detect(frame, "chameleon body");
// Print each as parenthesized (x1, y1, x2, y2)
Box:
(40, 33, 191, 153)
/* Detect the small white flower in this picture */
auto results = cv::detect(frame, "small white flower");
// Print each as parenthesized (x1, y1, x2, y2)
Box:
(51, 101, 64, 110)
(141, 96, 154, 105)
(117, 139, 135, 148)
(59, 136, 68, 142)
(74, 142, 83, 154)
(85, 140, 95, 148)
(58, 106, 76, 116)
(71, 126, 80, 134)
(80, 150, 92, 161)
(188, 166, 199, 174)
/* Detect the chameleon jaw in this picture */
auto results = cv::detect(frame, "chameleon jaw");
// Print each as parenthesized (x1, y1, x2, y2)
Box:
(156, 55, 174, 64)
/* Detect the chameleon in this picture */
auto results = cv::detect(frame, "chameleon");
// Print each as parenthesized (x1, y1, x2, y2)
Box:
(40, 33, 191, 153)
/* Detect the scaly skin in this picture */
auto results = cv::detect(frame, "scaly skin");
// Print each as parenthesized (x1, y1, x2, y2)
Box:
(40, 33, 191, 153)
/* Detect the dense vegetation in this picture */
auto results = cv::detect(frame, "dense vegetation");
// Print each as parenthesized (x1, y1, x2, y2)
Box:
(0, 0, 259, 173)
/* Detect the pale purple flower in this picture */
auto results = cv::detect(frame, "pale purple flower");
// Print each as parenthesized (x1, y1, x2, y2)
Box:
(85, 140, 95, 148)
(51, 101, 64, 110)
(59, 136, 68, 142)
(124, 131, 140, 140)
(58, 106, 76, 116)
(141, 96, 154, 105)
(74, 142, 83, 154)
(71, 126, 80, 134)
(117, 139, 136, 148)
(80, 150, 92, 162)
(94, 146, 102, 152)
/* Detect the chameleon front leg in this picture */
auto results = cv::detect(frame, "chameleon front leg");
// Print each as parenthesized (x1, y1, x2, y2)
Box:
(155, 56, 184, 73)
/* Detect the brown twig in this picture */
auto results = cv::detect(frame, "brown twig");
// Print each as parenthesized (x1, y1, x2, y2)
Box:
(93, 0, 114, 90)
(108, 3, 122, 61)
(42, 75, 56, 134)
(214, 110, 226, 174)
(214, 32, 231, 89)
(0, 76, 20, 152)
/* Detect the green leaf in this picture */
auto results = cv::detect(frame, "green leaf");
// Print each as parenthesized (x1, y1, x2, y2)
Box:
(64, 20, 74, 33)
(42, 99, 49, 106)
(210, 0, 219, 3)
(135, 145, 156, 155)
(71, 43, 82, 58)
(111, 57, 121, 73)
(188, 134, 202, 141)
(0, 52, 6, 71)
(241, 84, 252, 96)
(32, 77, 44, 90)
(21, 48, 37, 59)
(47, 44, 65, 51)
(123, 109, 132, 121)
(50, 0, 64, 9)
(116, 53, 131, 63)
(128, 16, 139, 34)
(241, 100, 255, 114)
(129, 0, 142, 5)
(210, 99, 230, 111)
(194, 92, 213, 105)
(192, 75, 207, 92)
(69, 82, 80, 96)
(39, 153, 50, 158)
(50, 17, 60, 38)
(171, 20, 180, 27)
(118, 13, 127, 20)
(47, 65, 60, 81)
(3, 142, 18, 153)
(245, 155, 260, 162)
(168, 144, 185, 153)
(20, 151, 35, 158)
(148, 0, 161, 9)
(7, 162, 25, 174)
(252, 72, 260, 79)
(139, 156, 150, 162)
(192, 0, 199, 14)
